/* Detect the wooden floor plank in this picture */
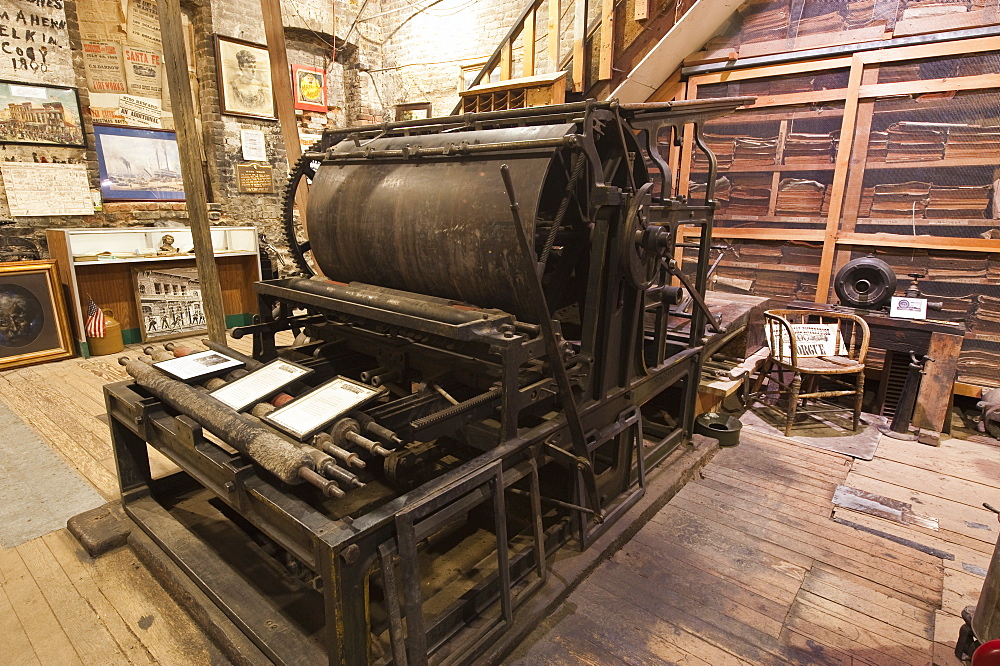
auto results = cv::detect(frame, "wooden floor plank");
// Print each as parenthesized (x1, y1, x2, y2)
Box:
(612, 541, 787, 638)
(738, 427, 857, 466)
(841, 472, 996, 551)
(673, 483, 941, 579)
(715, 450, 851, 489)
(700, 465, 836, 508)
(86, 546, 225, 665)
(613, 538, 790, 623)
(0, 374, 118, 499)
(801, 565, 936, 636)
(0, 544, 84, 665)
(0, 579, 40, 666)
(850, 457, 1000, 511)
(16, 538, 130, 666)
(41, 531, 155, 665)
(670, 492, 943, 601)
(875, 435, 1000, 490)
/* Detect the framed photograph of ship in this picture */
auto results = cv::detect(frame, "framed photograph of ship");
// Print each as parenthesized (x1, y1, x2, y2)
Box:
(93, 125, 185, 201)
(0, 81, 85, 147)
(133, 266, 208, 342)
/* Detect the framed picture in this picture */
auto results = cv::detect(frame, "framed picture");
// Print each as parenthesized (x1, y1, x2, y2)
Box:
(93, 125, 185, 201)
(216, 36, 275, 119)
(0, 81, 85, 147)
(133, 266, 208, 342)
(291, 64, 327, 112)
(394, 101, 432, 121)
(0, 260, 74, 371)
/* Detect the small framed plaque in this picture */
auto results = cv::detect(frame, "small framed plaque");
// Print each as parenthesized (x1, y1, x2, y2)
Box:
(154, 350, 243, 381)
(264, 376, 383, 440)
(211, 359, 313, 411)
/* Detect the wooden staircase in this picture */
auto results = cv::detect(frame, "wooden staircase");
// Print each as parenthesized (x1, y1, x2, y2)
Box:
(452, 0, 747, 113)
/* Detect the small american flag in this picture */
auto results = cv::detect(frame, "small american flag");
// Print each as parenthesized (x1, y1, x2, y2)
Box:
(85, 298, 106, 339)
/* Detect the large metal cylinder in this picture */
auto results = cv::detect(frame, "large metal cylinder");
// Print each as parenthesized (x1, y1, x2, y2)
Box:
(306, 124, 576, 319)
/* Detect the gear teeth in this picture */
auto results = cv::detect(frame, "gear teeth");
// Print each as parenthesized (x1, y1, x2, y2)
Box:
(282, 140, 324, 277)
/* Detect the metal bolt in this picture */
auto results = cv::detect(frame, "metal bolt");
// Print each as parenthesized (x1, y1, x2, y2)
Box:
(341, 544, 361, 565)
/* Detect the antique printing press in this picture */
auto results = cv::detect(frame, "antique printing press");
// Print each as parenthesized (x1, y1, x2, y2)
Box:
(105, 98, 750, 665)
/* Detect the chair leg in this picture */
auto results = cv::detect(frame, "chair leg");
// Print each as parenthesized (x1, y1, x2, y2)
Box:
(785, 373, 802, 437)
(750, 358, 773, 404)
(853, 371, 865, 432)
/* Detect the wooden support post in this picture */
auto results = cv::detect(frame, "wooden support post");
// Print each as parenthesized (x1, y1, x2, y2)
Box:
(548, 0, 560, 71)
(523, 9, 536, 77)
(572, 0, 586, 91)
(500, 40, 513, 81)
(261, 0, 308, 218)
(815, 55, 863, 304)
(599, 0, 615, 81)
(157, 0, 226, 343)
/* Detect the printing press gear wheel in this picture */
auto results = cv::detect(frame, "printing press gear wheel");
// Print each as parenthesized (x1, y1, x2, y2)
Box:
(623, 182, 663, 289)
(282, 141, 324, 276)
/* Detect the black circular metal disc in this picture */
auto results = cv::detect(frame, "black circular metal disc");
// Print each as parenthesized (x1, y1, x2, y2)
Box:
(834, 256, 897, 308)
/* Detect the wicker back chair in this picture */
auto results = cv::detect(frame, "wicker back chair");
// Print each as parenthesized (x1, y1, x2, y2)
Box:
(752, 309, 870, 436)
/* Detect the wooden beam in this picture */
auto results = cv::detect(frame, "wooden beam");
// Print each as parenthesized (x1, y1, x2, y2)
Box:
(598, 0, 614, 81)
(689, 56, 853, 85)
(859, 73, 1000, 99)
(573, 0, 586, 91)
(548, 0, 560, 71)
(500, 40, 513, 81)
(523, 9, 536, 77)
(157, 0, 226, 342)
(857, 34, 1000, 64)
(815, 55, 864, 304)
(836, 233, 1000, 252)
(260, 0, 310, 251)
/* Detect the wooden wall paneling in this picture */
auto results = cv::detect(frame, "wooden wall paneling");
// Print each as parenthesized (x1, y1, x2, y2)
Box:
(76, 263, 147, 330)
(217, 256, 260, 315)
(815, 54, 864, 303)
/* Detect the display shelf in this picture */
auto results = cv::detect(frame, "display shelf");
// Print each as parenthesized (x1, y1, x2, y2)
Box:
(693, 162, 836, 173)
(47, 226, 262, 356)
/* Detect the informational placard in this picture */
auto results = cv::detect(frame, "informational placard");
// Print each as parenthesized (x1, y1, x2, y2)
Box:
(236, 163, 274, 193)
(890, 296, 927, 320)
(240, 129, 267, 161)
(126, 0, 162, 49)
(768, 323, 848, 359)
(264, 377, 382, 440)
(118, 94, 162, 127)
(82, 41, 127, 93)
(210, 359, 312, 411)
(153, 350, 243, 382)
(1, 164, 95, 216)
(123, 46, 163, 98)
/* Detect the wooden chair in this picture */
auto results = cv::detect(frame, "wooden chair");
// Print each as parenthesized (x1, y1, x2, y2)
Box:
(752, 309, 870, 436)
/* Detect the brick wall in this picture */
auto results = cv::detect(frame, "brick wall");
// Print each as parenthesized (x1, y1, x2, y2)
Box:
(0, 0, 522, 264)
